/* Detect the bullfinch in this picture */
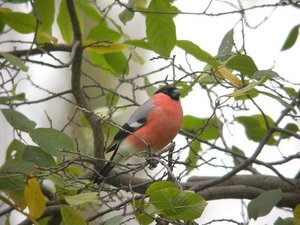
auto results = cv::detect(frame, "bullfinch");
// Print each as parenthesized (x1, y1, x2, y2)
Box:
(99, 86, 183, 178)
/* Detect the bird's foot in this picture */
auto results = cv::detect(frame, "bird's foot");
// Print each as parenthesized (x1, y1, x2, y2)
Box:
(146, 155, 158, 169)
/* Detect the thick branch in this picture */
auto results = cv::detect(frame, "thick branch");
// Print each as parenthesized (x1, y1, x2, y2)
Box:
(197, 186, 299, 208)
(0, 44, 72, 58)
(188, 176, 300, 208)
(17, 174, 300, 224)
(92, 171, 300, 208)
(66, 0, 104, 169)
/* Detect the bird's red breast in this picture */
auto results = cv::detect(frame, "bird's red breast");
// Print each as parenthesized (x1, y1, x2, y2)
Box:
(124, 92, 183, 152)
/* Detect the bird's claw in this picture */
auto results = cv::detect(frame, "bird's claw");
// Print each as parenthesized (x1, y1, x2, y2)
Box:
(146, 156, 158, 169)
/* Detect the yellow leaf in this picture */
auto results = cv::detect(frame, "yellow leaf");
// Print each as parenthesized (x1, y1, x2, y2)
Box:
(295, 204, 300, 219)
(24, 178, 46, 219)
(216, 66, 242, 88)
(83, 40, 127, 54)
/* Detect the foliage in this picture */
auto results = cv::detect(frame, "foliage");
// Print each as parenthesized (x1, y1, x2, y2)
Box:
(0, 0, 299, 225)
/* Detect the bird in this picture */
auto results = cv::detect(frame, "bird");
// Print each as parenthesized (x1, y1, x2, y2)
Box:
(98, 86, 183, 179)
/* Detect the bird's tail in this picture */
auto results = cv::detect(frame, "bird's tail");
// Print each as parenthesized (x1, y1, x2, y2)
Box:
(94, 143, 120, 184)
(94, 163, 115, 184)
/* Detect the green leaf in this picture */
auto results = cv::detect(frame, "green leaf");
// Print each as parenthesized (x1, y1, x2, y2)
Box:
(64, 192, 99, 206)
(6, 139, 26, 161)
(1, 109, 36, 132)
(121, 0, 150, 24)
(234, 88, 259, 101)
(175, 82, 190, 98)
(176, 40, 220, 68)
(61, 205, 87, 225)
(226, 81, 260, 98)
(87, 23, 121, 42)
(280, 123, 299, 139)
(236, 114, 276, 145)
(127, 44, 145, 64)
(149, 187, 180, 212)
(283, 86, 298, 98)
(247, 189, 282, 220)
(57, 0, 73, 44)
(29, 128, 75, 156)
(104, 52, 129, 75)
(75, 0, 103, 22)
(231, 145, 245, 166)
(0, 159, 34, 195)
(23, 145, 56, 167)
(119, 0, 135, 24)
(178, 75, 202, 98)
(148, 185, 206, 220)
(274, 217, 296, 225)
(146, 181, 177, 196)
(35, 0, 55, 44)
(252, 70, 279, 81)
(125, 39, 152, 51)
(89, 53, 113, 73)
(0, 12, 36, 33)
(281, 24, 300, 51)
(89, 50, 129, 76)
(48, 175, 83, 195)
(184, 140, 201, 173)
(67, 165, 84, 177)
(147, 181, 206, 220)
(182, 115, 220, 141)
(146, 0, 178, 57)
(225, 55, 258, 77)
(0, 52, 28, 72)
(227, 70, 275, 99)
(105, 92, 119, 108)
(218, 28, 234, 56)
(167, 191, 206, 220)
(0, 93, 26, 104)
(198, 64, 218, 84)
(104, 216, 123, 225)
(134, 199, 155, 225)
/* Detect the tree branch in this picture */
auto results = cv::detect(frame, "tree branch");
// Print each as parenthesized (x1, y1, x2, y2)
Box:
(273, 126, 300, 140)
(66, 0, 104, 170)
(189, 91, 300, 192)
(197, 186, 299, 208)
(0, 44, 72, 58)
(93, 172, 300, 208)
(15, 174, 300, 224)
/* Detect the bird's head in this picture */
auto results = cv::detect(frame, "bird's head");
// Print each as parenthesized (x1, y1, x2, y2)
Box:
(154, 86, 181, 100)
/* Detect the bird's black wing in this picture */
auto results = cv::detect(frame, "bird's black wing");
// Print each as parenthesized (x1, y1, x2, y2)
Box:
(106, 117, 147, 153)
